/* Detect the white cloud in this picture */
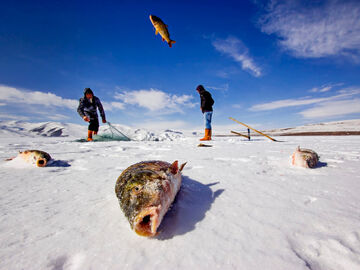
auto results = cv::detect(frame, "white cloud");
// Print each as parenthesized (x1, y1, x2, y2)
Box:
(232, 104, 242, 109)
(0, 103, 6, 106)
(259, 0, 360, 60)
(0, 85, 78, 109)
(207, 84, 229, 92)
(250, 88, 360, 111)
(0, 114, 30, 121)
(102, 101, 125, 111)
(309, 83, 344, 93)
(114, 89, 195, 114)
(299, 99, 360, 119)
(212, 36, 262, 77)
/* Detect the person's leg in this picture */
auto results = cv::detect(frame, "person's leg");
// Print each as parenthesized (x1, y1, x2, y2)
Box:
(87, 118, 99, 141)
(205, 111, 212, 130)
(200, 112, 212, 141)
(93, 118, 99, 135)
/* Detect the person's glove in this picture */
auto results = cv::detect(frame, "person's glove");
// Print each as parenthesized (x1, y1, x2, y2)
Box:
(83, 116, 90, 122)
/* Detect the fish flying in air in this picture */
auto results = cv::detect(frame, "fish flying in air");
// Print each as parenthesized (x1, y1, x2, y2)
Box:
(149, 15, 176, 47)
(115, 160, 186, 237)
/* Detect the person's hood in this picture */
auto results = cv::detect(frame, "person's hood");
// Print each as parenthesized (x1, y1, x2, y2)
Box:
(84, 88, 94, 96)
(196, 85, 206, 93)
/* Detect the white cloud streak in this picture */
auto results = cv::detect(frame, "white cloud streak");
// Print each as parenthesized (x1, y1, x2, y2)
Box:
(114, 89, 195, 114)
(250, 88, 360, 111)
(0, 85, 78, 109)
(309, 83, 343, 93)
(207, 84, 229, 92)
(259, 0, 360, 60)
(212, 36, 262, 77)
(299, 99, 360, 119)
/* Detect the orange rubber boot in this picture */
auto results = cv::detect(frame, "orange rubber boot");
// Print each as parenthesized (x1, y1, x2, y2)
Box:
(87, 130, 93, 141)
(200, 129, 211, 141)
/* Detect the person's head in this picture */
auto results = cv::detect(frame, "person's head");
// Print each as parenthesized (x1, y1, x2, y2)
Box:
(84, 88, 94, 99)
(196, 85, 205, 94)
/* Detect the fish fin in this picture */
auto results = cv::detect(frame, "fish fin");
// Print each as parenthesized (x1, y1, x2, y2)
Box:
(162, 37, 165, 41)
(169, 160, 179, 174)
(4, 157, 15, 161)
(155, 30, 159, 35)
(169, 40, 176, 47)
(179, 162, 187, 172)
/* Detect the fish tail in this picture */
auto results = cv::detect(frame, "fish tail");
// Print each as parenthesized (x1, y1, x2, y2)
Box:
(168, 40, 176, 48)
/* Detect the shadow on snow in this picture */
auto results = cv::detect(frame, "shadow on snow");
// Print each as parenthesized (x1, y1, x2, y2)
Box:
(156, 176, 224, 240)
(47, 160, 71, 167)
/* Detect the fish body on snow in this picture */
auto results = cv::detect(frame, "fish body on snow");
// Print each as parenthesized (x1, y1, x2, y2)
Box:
(291, 146, 319, 168)
(7, 150, 52, 167)
(115, 160, 186, 237)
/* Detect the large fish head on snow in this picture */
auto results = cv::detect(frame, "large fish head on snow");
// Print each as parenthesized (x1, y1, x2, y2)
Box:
(18, 150, 51, 167)
(291, 146, 319, 168)
(115, 160, 186, 237)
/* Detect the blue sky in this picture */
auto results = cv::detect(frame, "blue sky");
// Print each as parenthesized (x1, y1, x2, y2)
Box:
(1, 0, 360, 130)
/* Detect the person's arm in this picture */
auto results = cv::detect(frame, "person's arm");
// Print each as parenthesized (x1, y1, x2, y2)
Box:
(77, 98, 89, 121)
(200, 94, 206, 113)
(96, 98, 106, 123)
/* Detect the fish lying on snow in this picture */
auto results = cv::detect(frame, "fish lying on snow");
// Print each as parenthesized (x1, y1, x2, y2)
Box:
(291, 146, 319, 168)
(149, 15, 176, 47)
(6, 150, 52, 167)
(115, 160, 186, 237)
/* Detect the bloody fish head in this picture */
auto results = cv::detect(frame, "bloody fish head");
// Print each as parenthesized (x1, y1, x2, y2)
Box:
(116, 167, 165, 236)
(18, 150, 51, 167)
(115, 161, 185, 237)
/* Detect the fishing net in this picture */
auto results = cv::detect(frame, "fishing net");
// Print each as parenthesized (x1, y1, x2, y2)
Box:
(93, 122, 131, 141)
(76, 122, 131, 142)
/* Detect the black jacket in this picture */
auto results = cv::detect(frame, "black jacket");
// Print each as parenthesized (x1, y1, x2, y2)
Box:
(77, 96, 106, 120)
(199, 90, 214, 113)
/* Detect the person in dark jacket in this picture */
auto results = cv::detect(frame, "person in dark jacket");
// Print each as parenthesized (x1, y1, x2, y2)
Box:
(77, 88, 106, 141)
(196, 85, 214, 141)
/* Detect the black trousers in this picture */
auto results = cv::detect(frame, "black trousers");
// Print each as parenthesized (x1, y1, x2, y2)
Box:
(88, 118, 99, 132)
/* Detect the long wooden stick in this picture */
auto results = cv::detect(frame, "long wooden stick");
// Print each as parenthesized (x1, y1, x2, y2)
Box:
(229, 117, 277, 142)
(231, 130, 250, 139)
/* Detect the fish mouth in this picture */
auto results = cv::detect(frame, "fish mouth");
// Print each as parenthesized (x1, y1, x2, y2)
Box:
(36, 158, 47, 167)
(134, 207, 160, 237)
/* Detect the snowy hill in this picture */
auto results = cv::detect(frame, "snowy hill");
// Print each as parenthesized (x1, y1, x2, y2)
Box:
(0, 121, 185, 141)
(264, 119, 360, 136)
(0, 120, 360, 269)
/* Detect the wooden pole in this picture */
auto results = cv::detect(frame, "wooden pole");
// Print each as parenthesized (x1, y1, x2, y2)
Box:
(229, 117, 277, 142)
(231, 130, 250, 139)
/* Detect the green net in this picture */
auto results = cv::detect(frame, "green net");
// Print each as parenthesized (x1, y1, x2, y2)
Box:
(76, 122, 131, 142)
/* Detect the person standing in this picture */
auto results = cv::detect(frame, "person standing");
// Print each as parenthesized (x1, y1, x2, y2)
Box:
(77, 88, 106, 141)
(196, 85, 214, 141)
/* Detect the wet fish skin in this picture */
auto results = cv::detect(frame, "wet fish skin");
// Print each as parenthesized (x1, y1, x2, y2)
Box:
(18, 150, 51, 167)
(115, 160, 186, 237)
(291, 146, 319, 168)
(149, 15, 176, 47)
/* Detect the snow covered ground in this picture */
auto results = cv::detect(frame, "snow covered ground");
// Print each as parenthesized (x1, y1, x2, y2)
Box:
(0, 121, 360, 270)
